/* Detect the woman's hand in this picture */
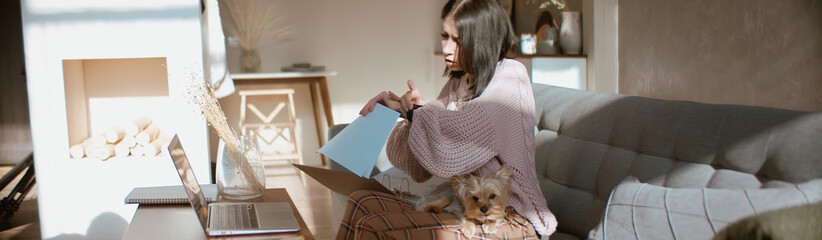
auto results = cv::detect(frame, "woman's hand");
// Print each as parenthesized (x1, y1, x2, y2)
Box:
(360, 91, 403, 116)
(399, 80, 425, 112)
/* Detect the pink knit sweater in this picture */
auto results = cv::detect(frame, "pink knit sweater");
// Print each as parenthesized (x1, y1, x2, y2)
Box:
(386, 59, 557, 237)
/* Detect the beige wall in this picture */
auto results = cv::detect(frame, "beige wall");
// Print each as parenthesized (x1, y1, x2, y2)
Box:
(219, 0, 448, 165)
(0, 0, 30, 165)
(223, 0, 448, 125)
(619, 0, 822, 112)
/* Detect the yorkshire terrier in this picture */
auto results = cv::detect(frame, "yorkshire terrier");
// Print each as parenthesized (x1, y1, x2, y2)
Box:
(416, 164, 514, 237)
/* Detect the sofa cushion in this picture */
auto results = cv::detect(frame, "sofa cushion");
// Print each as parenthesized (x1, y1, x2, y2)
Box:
(588, 176, 822, 240)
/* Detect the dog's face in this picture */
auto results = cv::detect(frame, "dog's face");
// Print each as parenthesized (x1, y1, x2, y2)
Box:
(452, 165, 513, 223)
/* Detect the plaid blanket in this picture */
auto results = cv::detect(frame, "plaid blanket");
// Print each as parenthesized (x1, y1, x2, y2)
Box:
(337, 190, 539, 240)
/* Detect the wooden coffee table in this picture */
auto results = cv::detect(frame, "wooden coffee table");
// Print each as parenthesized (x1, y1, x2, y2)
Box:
(123, 188, 314, 239)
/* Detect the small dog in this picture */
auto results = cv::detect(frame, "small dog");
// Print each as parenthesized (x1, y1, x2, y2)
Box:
(416, 164, 514, 237)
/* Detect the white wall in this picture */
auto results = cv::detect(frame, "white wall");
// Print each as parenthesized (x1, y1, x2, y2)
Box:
(21, 0, 210, 238)
(223, 0, 449, 125)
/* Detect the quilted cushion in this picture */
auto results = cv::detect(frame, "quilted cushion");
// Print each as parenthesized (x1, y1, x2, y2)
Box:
(588, 176, 822, 240)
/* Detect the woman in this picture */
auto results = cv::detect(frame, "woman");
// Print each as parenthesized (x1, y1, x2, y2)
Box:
(339, 0, 557, 239)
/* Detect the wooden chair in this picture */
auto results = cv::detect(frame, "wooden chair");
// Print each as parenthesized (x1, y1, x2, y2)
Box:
(239, 89, 302, 165)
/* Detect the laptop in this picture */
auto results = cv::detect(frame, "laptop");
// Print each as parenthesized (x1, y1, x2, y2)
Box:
(167, 134, 301, 236)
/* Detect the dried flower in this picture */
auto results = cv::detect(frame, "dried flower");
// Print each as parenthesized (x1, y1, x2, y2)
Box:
(527, 0, 568, 10)
(184, 77, 264, 192)
(220, 0, 292, 51)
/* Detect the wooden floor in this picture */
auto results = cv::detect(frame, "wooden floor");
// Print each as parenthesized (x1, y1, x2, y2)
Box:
(265, 164, 337, 239)
(0, 164, 338, 239)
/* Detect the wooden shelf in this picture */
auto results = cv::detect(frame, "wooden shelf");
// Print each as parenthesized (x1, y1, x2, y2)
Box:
(232, 71, 338, 81)
(513, 54, 587, 59)
(434, 52, 585, 58)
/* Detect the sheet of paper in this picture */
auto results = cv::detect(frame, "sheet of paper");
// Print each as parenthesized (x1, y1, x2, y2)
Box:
(318, 104, 399, 177)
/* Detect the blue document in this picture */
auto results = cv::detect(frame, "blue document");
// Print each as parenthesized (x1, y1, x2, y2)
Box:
(318, 104, 400, 177)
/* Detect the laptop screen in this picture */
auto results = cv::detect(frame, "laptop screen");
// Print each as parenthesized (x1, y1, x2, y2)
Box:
(168, 135, 209, 229)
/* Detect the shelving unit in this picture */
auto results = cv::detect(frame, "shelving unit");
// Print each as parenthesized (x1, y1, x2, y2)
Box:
(529, 56, 587, 90)
(512, 54, 587, 59)
(435, 51, 585, 59)
(434, 52, 588, 90)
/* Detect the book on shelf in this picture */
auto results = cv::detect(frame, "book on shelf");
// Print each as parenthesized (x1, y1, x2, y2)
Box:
(281, 66, 326, 72)
(125, 184, 218, 204)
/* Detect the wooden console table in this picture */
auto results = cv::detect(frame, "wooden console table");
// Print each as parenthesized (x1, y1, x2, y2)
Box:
(123, 188, 314, 240)
(231, 72, 336, 165)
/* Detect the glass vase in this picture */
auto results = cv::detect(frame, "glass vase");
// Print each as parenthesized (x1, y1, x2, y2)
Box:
(216, 135, 266, 200)
(538, 27, 560, 55)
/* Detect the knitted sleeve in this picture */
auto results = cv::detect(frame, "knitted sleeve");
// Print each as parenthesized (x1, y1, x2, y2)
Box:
(384, 79, 458, 183)
(404, 62, 536, 178)
(406, 99, 498, 178)
(386, 121, 432, 182)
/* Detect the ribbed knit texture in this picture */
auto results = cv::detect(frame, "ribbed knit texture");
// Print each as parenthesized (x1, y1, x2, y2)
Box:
(386, 59, 557, 237)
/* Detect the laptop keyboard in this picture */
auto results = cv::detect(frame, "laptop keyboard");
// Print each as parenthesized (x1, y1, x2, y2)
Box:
(209, 204, 260, 230)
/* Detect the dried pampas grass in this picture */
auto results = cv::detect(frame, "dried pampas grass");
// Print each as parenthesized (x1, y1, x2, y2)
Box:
(186, 82, 264, 192)
(220, 0, 291, 51)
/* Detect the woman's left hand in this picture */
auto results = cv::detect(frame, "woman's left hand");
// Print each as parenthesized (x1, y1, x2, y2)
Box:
(399, 80, 425, 112)
(360, 91, 404, 116)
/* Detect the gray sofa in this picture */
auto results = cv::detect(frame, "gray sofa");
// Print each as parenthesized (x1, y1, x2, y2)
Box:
(328, 84, 822, 239)
(532, 84, 822, 239)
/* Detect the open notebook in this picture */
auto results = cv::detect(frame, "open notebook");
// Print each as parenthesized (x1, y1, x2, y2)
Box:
(125, 184, 218, 205)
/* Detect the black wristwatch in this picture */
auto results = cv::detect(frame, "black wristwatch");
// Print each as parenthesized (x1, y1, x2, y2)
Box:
(403, 104, 424, 122)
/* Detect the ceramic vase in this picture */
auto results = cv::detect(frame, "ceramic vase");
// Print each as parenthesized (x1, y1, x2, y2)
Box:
(241, 49, 261, 73)
(559, 11, 582, 55)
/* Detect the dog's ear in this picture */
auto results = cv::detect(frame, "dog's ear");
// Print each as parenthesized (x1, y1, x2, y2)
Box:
(452, 176, 467, 189)
(495, 164, 514, 184)
(451, 176, 469, 198)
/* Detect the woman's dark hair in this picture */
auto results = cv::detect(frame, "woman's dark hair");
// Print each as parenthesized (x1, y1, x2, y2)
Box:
(535, 10, 557, 33)
(442, 0, 517, 98)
